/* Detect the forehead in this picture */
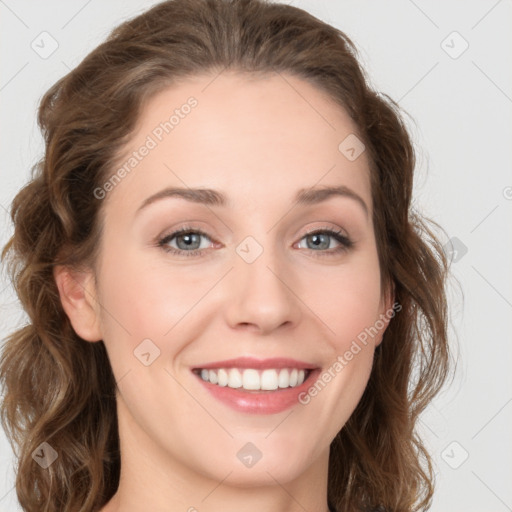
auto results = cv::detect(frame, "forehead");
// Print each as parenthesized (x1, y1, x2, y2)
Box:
(106, 70, 372, 215)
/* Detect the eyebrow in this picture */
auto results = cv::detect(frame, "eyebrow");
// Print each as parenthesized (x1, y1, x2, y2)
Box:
(136, 185, 369, 218)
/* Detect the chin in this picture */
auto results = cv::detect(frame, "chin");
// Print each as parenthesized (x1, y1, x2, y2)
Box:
(200, 439, 320, 488)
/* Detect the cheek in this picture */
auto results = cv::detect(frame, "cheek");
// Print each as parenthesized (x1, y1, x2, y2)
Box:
(97, 247, 197, 335)
(306, 252, 383, 347)
(296, 263, 382, 435)
(93, 246, 177, 372)
(94, 245, 220, 384)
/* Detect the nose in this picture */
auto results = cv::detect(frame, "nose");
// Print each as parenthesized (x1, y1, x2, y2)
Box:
(222, 242, 302, 335)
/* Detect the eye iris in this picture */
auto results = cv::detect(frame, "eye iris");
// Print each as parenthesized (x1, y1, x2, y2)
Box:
(308, 233, 329, 250)
(177, 233, 201, 250)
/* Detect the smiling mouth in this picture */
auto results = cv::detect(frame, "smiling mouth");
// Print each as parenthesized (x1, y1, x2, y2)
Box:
(192, 367, 313, 392)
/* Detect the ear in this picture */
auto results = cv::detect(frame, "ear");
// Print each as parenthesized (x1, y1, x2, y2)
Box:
(53, 265, 102, 342)
(375, 279, 396, 347)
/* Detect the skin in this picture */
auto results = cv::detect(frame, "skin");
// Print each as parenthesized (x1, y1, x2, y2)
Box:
(55, 71, 394, 512)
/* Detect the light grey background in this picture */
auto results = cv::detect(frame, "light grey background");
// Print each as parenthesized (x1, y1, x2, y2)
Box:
(1, 1, 511, 511)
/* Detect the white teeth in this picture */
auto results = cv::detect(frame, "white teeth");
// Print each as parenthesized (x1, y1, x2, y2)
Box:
(228, 368, 242, 388)
(261, 369, 278, 390)
(242, 369, 260, 390)
(217, 368, 229, 387)
(278, 369, 289, 388)
(197, 368, 309, 391)
(208, 369, 218, 385)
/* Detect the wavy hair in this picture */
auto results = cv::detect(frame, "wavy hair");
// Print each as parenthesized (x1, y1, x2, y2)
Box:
(1, 0, 453, 510)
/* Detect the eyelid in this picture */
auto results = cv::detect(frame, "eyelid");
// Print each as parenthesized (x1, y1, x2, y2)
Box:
(301, 224, 348, 238)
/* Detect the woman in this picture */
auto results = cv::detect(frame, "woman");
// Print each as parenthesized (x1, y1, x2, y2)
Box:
(0, 0, 452, 510)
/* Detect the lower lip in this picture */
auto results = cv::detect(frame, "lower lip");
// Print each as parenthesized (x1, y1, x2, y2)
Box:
(193, 369, 321, 415)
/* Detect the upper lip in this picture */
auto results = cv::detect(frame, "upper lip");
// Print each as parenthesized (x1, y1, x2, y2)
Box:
(192, 357, 318, 371)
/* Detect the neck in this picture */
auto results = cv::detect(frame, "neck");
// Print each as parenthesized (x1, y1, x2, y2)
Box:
(100, 398, 332, 512)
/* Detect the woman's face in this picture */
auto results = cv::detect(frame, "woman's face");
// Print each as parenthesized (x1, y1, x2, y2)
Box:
(70, 71, 393, 491)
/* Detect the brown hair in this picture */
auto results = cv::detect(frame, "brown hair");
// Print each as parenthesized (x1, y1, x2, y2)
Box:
(0, 0, 453, 510)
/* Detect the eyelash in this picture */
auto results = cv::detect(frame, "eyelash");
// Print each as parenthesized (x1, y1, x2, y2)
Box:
(156, 224, 354, 259)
